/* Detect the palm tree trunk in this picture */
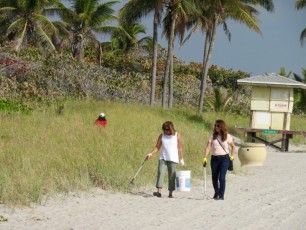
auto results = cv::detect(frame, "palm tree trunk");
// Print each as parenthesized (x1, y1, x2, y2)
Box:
(162, 14, 176, 108)
(98, 42, 103, 66)
(198, 17, 218, 112)
(168, 52, 174, 108)
(150, 11, 159, 106)
(198, 30, 210, 112)
(72, 33, 84, 62)
(162, 40, 170, 108)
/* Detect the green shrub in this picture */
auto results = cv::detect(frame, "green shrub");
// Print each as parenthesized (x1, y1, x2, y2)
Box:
(0, 99, 31, 114)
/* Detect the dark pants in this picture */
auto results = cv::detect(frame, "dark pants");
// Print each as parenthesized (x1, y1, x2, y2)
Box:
(211, 155, 230, 198)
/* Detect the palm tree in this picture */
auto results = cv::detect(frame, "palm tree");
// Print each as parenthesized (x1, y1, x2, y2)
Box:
(57, 0, 119, 62)
(161, 1, 176, 108)
(110, 22, 152, 55)
(0, 0, 60, 54)
(119, 0, 165, 105)
(295, 0, 306, 46)
(279, 67, 292, 77)
(283, 67, 306, 113)
(293, 68, 306, 112)
(206, 87, 232, 112)
(162, 0, 196, 108)
(279, 67, 306, 113)
(185, 0, 274, 112)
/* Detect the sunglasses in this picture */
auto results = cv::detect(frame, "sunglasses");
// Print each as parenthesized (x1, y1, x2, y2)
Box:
(214, 124, 220, 128)
(163, 128, 171, 132)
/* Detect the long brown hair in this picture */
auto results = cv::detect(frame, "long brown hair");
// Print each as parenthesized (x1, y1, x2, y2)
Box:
(212, 119, 228, 141)
(162, 121, 175, 135)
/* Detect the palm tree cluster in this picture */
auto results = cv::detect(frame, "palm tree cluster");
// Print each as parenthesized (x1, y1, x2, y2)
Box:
(2, 0, 303, 113)
(120, 0, 275, 111)
(0, 0, 150, 63)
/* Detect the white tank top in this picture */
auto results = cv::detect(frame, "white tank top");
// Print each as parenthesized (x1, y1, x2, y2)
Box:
(159, 132, 179, 163)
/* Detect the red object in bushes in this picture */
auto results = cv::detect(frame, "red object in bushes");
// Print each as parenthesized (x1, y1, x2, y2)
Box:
(95, 120, 107, 127)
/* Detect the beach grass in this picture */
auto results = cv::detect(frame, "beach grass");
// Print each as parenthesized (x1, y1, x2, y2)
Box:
(0, 99, 305, 205)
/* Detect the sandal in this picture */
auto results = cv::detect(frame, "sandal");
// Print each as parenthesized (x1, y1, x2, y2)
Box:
(153, 192, 162, 198)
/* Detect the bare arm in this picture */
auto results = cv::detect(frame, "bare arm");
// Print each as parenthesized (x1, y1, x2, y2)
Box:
(177, 132, 183, 160)
(204, 141, 212, 158)
(229, 141, 236, 158)
(147, 134, 162, 160)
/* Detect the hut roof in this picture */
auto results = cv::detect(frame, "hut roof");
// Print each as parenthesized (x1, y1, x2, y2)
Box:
(237, 73, 306, 89)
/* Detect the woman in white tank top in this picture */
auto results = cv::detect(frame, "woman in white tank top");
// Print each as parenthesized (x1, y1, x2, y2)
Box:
(147, 121, 184, 198)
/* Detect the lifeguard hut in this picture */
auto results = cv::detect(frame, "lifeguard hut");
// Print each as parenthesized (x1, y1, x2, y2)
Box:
(236, 73, 306, 152)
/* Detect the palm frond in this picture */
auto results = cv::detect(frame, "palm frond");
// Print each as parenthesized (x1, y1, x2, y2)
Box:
(7, 18, 24, 35)
(254, 0, 274, 11)
(15, 20, 28, 52)
(35, 25, 56, 52)
(228, 4, 262, 35)
(138, 36, 153, 46)
(91, 15, 117, 28)
(180, 21, 201, 47)
(0, 6, 17, 16)
(300, 28, 306, 46)
(295, 0, 306, 10)
(138, 36, 153, 49)
(95, 25, 121, 35)
(293, 73, 302, 82)
(93, 0, 118, 19)
(56, 4, 78, 24)
(119, 0, 161, 23)
(33, 13, 58, 33)
(222, 96, 233, 113)
(162, 10, 171, 39)
(302, 68, 306, 78)
(222, 21, 231, 42)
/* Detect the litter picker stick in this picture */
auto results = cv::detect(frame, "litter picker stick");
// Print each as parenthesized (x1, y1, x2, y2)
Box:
(204, 167, 207, 196)
(203, 162, 207, 199)
(129, 156, 148, 187)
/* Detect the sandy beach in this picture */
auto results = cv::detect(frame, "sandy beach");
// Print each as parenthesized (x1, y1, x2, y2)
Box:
(1, 145, 306, 230)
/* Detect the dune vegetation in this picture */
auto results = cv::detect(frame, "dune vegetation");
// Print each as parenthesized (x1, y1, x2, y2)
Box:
(0, 99, 246, 205)
(1, 99, 306, 205)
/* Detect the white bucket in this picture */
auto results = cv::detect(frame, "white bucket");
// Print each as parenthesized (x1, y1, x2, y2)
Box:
(176, 170, 191, 191)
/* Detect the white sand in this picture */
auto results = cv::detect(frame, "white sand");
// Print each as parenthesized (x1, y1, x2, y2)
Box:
(1, 146, 306, 230)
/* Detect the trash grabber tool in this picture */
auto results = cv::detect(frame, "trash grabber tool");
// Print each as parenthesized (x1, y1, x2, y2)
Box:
(129, 156, 148, 188)
(203, 162, 207, 199)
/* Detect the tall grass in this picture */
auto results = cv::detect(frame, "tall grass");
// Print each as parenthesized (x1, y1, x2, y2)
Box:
(0, 100, 305, 205)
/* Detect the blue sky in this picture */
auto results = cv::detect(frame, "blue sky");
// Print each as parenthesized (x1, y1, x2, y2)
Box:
(203, 1, 306, 77)
(118, 1, 306, 77)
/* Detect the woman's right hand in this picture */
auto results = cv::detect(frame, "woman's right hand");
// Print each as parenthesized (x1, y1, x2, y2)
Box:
(146, 153, 153, 160)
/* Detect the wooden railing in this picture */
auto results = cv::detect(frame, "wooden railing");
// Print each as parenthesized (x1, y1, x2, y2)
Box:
(235, 127, 306, 152)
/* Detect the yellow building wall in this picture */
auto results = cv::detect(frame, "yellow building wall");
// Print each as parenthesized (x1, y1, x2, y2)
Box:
(250, 86, 293, 130)
(251, 111, 291, 130)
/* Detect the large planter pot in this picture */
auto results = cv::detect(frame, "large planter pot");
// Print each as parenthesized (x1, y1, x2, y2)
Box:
(238, 143, 267, 166)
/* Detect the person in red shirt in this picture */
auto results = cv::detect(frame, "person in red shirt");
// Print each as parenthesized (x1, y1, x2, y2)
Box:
(95, 113, 107, 127)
